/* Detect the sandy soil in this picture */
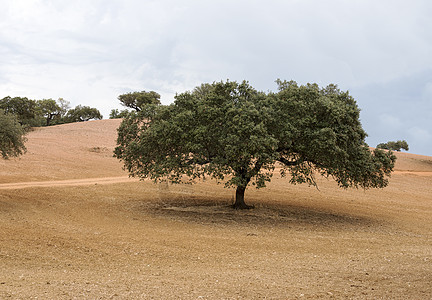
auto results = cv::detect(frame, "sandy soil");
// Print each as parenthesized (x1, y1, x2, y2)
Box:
(0, 119, 431, 299)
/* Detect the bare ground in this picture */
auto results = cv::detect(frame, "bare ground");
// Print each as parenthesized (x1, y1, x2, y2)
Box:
(0, 119, 431, 299)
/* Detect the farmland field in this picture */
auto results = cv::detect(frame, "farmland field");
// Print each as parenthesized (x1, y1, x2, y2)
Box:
(1, 119, 431, 299)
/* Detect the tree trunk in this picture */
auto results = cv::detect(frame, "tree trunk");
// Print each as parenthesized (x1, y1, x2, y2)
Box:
(232, 185, 254, 209)
(46, 114, 54, 126)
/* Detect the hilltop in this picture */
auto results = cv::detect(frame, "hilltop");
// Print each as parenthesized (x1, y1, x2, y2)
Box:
(0, 119, 125, 184)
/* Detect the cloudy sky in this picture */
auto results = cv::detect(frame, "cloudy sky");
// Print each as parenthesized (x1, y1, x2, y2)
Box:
(1, 0, 431, 155)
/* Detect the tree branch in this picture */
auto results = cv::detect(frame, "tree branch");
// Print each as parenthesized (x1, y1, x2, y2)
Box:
(278, 156, 299, 167)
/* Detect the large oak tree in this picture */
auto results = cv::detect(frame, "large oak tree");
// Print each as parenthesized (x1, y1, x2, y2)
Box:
(114, 80, 396, 209)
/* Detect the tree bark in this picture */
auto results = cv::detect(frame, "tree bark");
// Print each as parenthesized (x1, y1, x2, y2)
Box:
(232, 185, 254, 209)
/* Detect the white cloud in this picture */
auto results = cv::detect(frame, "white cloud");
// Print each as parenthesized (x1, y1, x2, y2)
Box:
(408, 127, 432, 148)
(422, 82, 432, 103)
(1, 0, 432, 155)
(379, 114, 402, 129)
(410, 127, 431, 139)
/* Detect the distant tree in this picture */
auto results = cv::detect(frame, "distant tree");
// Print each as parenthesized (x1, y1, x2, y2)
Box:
(65, 105, 103, 122)
(109, 109, 131, 119)
(36, 99, 62, 126)
(118, 91, 161, 111)
(0, 96, 38, 127)
(56, 98, 71, 120)
(0, 109, 26, 159)
(115, 80, 396, 209)
(377, 140, 409, 152)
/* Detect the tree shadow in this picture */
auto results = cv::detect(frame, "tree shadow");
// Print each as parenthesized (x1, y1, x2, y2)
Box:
(138, 195, 385, 232)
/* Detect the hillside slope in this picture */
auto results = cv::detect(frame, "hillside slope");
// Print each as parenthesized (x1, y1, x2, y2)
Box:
(0, 119, 126, 183)
(1, 119, 431, 184)
(0, 119, 431, 299)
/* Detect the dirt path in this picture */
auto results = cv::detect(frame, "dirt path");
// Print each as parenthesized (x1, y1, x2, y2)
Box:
(0, 176, 139, 190)
(1, 170, 427, 191)
(393, 171, 432, 176)
(1, 171, 430, 190)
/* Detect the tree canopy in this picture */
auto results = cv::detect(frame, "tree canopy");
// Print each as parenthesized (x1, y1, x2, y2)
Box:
(0, 96, 38, 127)
(0, 109, 26, 159)
(114, 80, 396, 209)
(36, 99, 62, 126)
(65, 105, 103, 122)
(118, 91, 161, 111)
(0, 96, 88, 127)
(377, 140, 409, 152)
(109, 108, 131, 119)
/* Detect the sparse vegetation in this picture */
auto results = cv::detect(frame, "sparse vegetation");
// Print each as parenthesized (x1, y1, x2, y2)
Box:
(88, 146, 109, 153)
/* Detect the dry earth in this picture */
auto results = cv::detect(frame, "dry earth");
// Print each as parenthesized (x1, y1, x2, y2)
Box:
(0, 119, 431, 299)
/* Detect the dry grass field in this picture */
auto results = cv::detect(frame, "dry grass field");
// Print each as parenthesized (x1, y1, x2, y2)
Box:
(0, 119, 431, 299)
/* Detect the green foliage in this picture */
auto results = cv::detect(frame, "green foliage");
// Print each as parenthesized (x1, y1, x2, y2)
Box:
(118, 91, 161, 111)
(0, 96, 39, 127)
(55, 98, 71, 124)
(109, 109, 131, 119)
(0, 96, 73, 127)
(65, 105, 103, 122)
(0, 95, 103, 126)
(377, 140, 409, 152)
(36, 99, 62, 126)
(0, 109, 26, 159)
(115, 80, 396, 208)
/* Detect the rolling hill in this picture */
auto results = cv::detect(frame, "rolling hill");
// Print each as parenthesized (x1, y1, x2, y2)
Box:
(0, 119, 431, 299)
